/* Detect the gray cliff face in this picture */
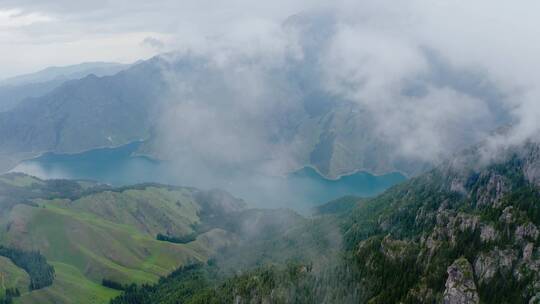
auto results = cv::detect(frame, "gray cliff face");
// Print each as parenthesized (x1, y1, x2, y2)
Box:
(473, 249, 517, 285)
(443, 258, 480, 304)
(345, 141, 540, 303)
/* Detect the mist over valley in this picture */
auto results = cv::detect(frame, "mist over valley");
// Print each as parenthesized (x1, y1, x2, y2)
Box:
(1, 1, 540, 303)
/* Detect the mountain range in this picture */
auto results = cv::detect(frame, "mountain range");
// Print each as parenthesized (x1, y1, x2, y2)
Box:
(0, 14, 508, 179)
(0, 62, 129, 113)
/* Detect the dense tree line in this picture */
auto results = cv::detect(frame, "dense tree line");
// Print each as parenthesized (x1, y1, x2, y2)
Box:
(156, 233, 197, 244)
(0, 288, 21, 304)
(313, 195, 361, 215)
(102, 279, 127, 291)
(110, 259, 365, 304)
(0, 246, 55, 290)
(110, 263, 211, 304)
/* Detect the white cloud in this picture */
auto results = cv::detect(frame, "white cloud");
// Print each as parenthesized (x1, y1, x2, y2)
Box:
(2, 0, 540, 167)
(0, 9, 53, 28)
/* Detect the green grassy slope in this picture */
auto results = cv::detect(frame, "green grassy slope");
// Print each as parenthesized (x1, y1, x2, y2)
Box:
(0, 176, 244, 303)
(68, 187, 201, 237)
(15, 262, 120, 304)
(4, 203, 203, 283)
(0, 256, 30, 297)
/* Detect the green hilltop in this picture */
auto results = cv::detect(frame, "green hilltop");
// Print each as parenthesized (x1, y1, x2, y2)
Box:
(0, 174, 249, 303)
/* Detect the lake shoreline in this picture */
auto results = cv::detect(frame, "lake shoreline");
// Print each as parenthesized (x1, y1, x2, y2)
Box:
(9, 142, 407, 211)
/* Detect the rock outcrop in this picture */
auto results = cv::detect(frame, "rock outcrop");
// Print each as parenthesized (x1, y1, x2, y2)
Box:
(443, 258, 480, 304)
(473, 249, 517, 284)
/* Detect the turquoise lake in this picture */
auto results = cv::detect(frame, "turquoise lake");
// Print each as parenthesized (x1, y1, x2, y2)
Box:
(11, 142, 406, 211)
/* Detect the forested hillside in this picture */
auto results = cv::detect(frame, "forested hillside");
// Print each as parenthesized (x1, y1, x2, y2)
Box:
(111, 141, 540, 303)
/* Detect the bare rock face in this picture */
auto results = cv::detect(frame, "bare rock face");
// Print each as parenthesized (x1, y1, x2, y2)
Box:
(499, 206, 515, 224)
(380, 235, 410, 260)
(480, 224, 498, 243)
(530, 291, 540, 304)
(427, 212, 481, 248)
(474, 253, 498, 283)
(443, 258, 480, 304)
(480, 174, 509, 207)
(523, 243, 535, 261)
(474, 249, 517, 284)
(516, 222, 539, 242)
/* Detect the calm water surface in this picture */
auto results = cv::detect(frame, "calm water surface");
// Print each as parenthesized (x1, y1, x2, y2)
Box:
(12, 142, 406, 210)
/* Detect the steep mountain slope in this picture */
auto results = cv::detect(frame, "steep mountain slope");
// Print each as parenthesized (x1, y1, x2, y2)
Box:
(0, 52, 431, 178)
(335, 141, 540, 303)
(111, 140, 540, 303)
(0, 62, 129, 113)
(340, 141, 540, 303)
(0, 80, 70, 113)
(0, 59, 166, 154)
(0, 14, 508, 179)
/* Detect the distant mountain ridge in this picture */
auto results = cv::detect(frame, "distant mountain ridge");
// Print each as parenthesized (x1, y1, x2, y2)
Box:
(0, 13, 508, 178)
(0, 53, 430, 178)
(0, 62, 128, 87)
(0, 62, 129, 113)
(0, 58, 166, 172)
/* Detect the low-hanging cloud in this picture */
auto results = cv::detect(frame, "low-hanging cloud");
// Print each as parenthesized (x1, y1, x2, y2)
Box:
(4, 0, 540, 180)
(141, 36, 165, 50)
(145, 0, 539, 180)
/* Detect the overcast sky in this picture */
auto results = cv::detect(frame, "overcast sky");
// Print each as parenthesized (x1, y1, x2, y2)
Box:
(2, 0, 540, 84)
(0, 0, 331, 79)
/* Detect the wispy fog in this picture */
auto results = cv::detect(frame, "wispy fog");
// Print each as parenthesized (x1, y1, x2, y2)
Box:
(144, 1, 539, 178)
(4, 0, 540, 201)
